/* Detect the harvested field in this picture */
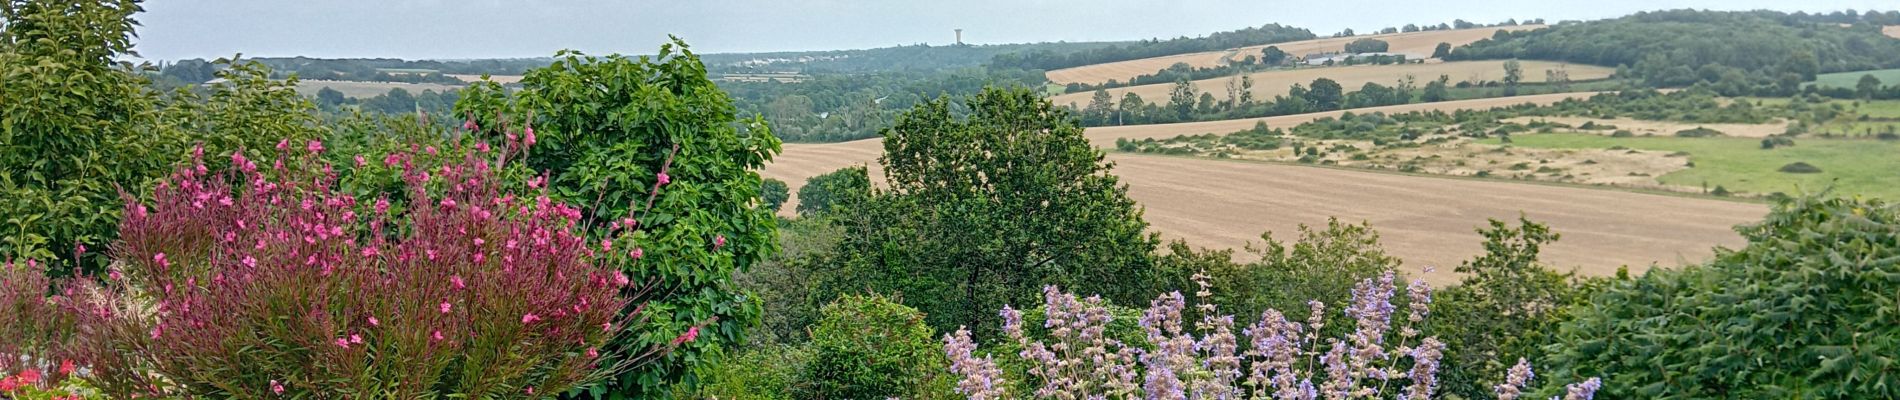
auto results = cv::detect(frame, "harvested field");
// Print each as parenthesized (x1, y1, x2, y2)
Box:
(1501, 116, 1790, 138)
(1047, 25, 1545, 86)
(761, 93, 1765, 284)
(1084, 92, 1601, 146)
(1049, 60, 1610, 108)
(1886, 25, 1900, 39)
(446, 74, 524, 84)
(294, 79, 463, 99)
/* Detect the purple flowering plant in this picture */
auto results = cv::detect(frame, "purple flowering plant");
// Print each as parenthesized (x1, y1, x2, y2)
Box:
(946, 272, 1601, 400)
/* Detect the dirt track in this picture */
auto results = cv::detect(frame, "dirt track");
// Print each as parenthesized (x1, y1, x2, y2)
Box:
(1047, 25, 1545, 86)
(1049, 60, 1612, 108)
(761, 93, 1766, 284)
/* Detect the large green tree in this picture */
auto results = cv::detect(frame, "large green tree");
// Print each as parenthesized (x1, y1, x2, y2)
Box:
(830, 86, 1160, 339)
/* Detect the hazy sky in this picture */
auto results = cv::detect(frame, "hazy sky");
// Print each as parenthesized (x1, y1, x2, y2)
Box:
(134, 0, 1896, 61)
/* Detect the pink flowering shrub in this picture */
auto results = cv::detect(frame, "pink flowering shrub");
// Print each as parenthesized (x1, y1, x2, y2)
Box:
(945, 272, 1602, 400)
(0, 260, 86, 396)
(36, 138, 683, 398)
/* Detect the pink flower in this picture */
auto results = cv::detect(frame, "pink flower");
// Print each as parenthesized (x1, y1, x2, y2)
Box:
(306, 140, 324, 154)
(615, 271, 630, 287)
(463, 119, 478, 131)
(242, 256, 257, 268)
(361, 247, 380, 257)
(673, 326, 700, 345)
(656, 172, 671, 185)
(523, 126, 537, 146)
(602, 322, 614, 332)
(439, 301, 452, 314)
(271, 379, 285, 395)
(354, 154, 367, 167)
(450, 275, 466, 289)
(525, 386, 535, 395)
(521, 313, 541, 324)
(432, 330, 444, 342)
(75, 243, 86, 255)
(334, 337, 350, 348)
(367, 316, 380, 326)
(630, 247, 644, 259)
(109, 270, 123, 281)
(59, 359, 75, 375)
(154, 252, 169, 268)
(350, 334, 363, 344)
(714, 235, 726, 249)
(276, 139, 290, 151)
(586, 347, 600, 359)
(150, 324, 162, 339)
(600, 239, 613, 251)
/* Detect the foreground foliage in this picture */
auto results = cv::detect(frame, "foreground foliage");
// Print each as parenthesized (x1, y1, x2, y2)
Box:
(1541, 196, 1900, 398)
(456, 39, 783, 397)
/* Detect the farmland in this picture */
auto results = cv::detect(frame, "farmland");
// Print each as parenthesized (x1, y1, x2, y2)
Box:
(1046, 25, 1545, 86)
(1484, 134, 1900, 198)
(1886, 25, 1900, 38)
(761, 92, 1767, 285)
(1047, 60, 1612, 107)
(293, 79, 463, 98)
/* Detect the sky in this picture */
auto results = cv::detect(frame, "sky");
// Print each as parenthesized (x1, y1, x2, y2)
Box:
(133, 0, 1897, 61)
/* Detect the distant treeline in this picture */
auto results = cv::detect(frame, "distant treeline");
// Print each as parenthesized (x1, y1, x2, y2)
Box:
(155, 57, 549, 85)
(719, 68, 1047, 142)
(1449, 10, 1900, 90)
(700, 42, 1120, 74)
(987, 24, 1315, 71)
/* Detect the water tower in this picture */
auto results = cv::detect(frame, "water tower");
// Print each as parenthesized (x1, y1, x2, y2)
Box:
(955, 29, 964, 45)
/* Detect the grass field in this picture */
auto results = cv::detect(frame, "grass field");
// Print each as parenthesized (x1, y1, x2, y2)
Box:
(1807, 68, 1900, 89)
(763, 94, 1765, 285)
(1045, 25, 1547, 86)
(1486, 134, 1900, 199)
(1048, 60, 1613, 107)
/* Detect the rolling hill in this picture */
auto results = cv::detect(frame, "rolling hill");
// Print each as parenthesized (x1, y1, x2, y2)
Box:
(1047, 60, 1611, 107)
(1046, 25, 1544, 86)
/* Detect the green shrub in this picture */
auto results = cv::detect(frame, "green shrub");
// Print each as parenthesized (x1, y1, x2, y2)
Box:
(1609, 130, 1634, 137)
(688, 345, 810, 400)
(1428, 218, 1592, 399)
(454, 39, 783, 396)
(798, 294, 950, 399)
(1777, 161, 1823, 173)
(761, 178, 790, 213)
(1673, 126, 1723, 137)
(796, 166, 871, 217)
(1540, 196, 1900, 398)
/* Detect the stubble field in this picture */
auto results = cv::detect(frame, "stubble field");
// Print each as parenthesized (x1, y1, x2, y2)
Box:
(762, 93, 1767, 284)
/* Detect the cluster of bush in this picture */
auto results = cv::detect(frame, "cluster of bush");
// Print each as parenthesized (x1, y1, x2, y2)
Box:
(2, 2, 779, 398)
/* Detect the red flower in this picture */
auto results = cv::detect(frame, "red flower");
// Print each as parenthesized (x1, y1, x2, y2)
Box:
(59, 359, 75, 375)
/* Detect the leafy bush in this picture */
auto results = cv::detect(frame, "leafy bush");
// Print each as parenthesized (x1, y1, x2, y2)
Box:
(1673, 126, 1724, 137)
(1541, 196, 1900, 398)
(1777, 161, 1823, 173)
(688, 345, 810, 400)
(1428, 219, 1591, 399)
(1343, 38, 1391, 54)
(40, 142, 679, 398)
(829, 86, 1160, 340)
(944, 274, 1604, 400)
(799, 294, 950, 399)
(760, 178, 790, 213)
(455, 39, 783, 396)
(796, 166, 871, 217)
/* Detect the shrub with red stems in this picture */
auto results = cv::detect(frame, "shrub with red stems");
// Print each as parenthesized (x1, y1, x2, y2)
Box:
(0, 135, 697, 398)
